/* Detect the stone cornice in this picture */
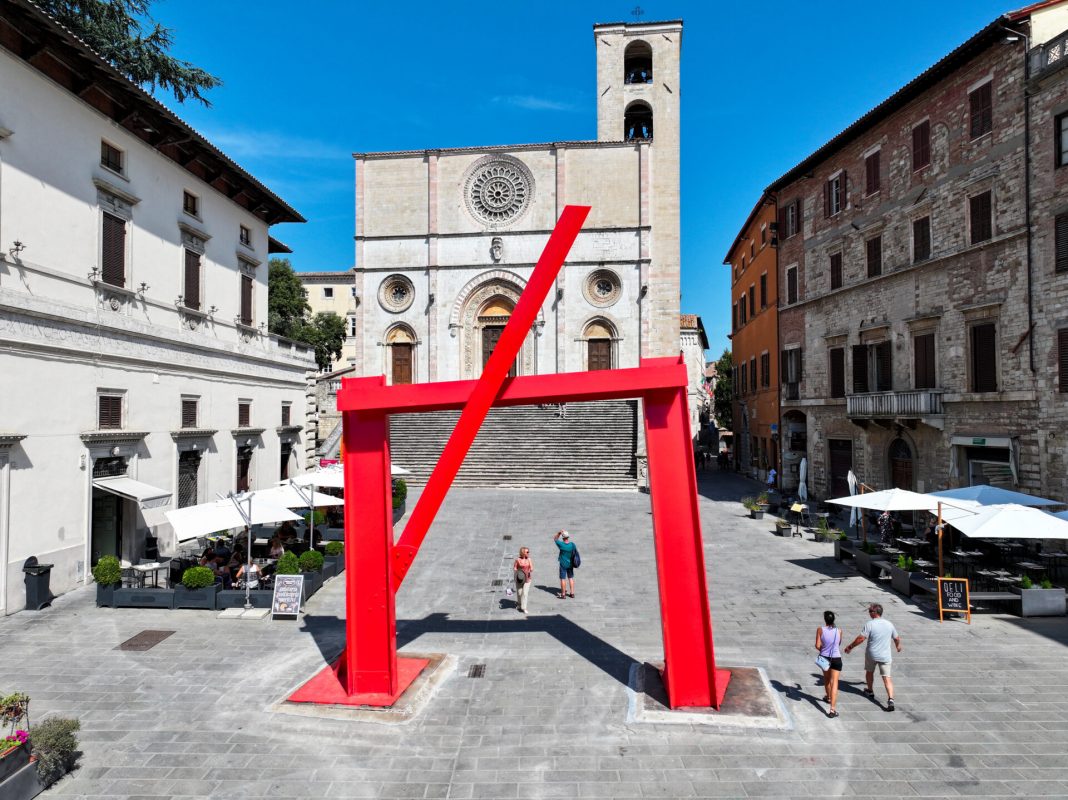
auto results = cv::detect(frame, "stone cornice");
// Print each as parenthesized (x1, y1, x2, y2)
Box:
(0, 433, 26, 450)
(276, 425, 303, 434)
(170, 428, 218, 440)
(80, 430, 149, 443)
(231, 427, 266, 437)
(92, 176, 141, 205)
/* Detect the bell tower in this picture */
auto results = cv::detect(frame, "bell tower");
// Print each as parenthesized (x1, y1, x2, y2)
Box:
(593, 19, 682, 357)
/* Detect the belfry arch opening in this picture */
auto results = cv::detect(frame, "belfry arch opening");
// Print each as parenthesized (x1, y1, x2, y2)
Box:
(625, 101, 653, 141)
(624, 40, 652, 84)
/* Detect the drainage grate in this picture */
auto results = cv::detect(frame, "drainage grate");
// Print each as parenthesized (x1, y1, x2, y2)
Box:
(116, 630, 175, 651)
(468, 664, 486, 678)
(502, 535, 512, 540)
(491, 579, 503, 587)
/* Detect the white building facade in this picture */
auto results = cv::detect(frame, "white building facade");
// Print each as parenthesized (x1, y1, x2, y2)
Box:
(351, 21, 682, 386)
(0, 0, 312, 613)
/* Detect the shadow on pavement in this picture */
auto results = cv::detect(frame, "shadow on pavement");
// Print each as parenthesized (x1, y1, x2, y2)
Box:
(785, 558, 855, 580)
(693, 468, 764, 503)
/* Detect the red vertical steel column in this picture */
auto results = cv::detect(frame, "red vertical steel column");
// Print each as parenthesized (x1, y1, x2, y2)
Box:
(643, 384, 730, 709)
(341, 376, 397, 696)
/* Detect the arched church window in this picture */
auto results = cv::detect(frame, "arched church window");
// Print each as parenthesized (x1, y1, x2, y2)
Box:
(625, 102, 653, 141)
(624, 40, 653, 84)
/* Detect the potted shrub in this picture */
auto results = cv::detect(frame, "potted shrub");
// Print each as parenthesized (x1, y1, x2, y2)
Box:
(741, 497, 764, 520)
(815, 516, 839, 543)
(173, 566, 220, 610)
(756, 491, 770, 513)
(91, 555, 122, 607)
(276, 551, 300, 575)
(1013, 575, 1066, 617)
(834, 531, 854, 561)
(854, 540, 876, 576)
(392, 479, 408, 523)
(30, 716, 80, 789)
(890, 555, 917, 596)
(299, 550, 324, 596)
(324, 541, 344, 574)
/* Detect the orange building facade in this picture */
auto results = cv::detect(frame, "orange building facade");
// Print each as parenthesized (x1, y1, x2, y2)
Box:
(725, 195, 779, 482)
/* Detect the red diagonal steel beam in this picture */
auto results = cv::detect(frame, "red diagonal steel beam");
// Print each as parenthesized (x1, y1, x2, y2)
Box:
(391, 205, 590, 586)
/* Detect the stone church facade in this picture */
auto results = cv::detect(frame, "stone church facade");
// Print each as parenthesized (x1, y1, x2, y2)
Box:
(351, 20, 682, 386)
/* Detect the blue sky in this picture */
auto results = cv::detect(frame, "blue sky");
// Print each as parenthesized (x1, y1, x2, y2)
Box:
(150, 0, 1013, 359)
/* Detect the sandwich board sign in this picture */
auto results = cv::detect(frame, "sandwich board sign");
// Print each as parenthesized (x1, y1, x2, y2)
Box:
(272, 574, 305, 619)
(937, 577, 970, 624)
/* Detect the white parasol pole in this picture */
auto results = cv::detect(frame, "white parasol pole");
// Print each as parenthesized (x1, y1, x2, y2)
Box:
(937, 501, 944, 578)
(225, 492, 255, 610)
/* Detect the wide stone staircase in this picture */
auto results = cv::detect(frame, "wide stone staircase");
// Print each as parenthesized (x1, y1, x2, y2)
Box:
(389, 400, 639, 489)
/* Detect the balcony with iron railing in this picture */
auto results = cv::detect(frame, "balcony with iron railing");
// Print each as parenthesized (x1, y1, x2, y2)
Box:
(846, 389, 944, 419)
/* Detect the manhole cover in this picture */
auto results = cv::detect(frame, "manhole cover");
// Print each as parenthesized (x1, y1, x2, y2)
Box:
(491, 579, 503, 587)
(116, 630, 175, 651)
(468, 664, 486, 678)
(502, 535, 512, 540)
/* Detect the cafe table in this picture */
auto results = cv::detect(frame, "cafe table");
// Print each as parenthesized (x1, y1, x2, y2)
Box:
(1041, 551, 1068, 577)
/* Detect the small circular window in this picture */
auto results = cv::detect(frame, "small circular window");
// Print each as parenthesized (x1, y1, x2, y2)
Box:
(378, 274, 415, 313)
(583, 269, 622, 308)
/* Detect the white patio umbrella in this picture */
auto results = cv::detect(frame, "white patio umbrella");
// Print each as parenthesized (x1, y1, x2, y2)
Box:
(930, 485, 1062, 507)
(1054, 511, 1068, 522)
(290, 462, 410, 488)
(254, 484, 344, 509)
(846, 470, 860, 530)
(949, 504, 1068, 540)
(798, 458, 808, 502)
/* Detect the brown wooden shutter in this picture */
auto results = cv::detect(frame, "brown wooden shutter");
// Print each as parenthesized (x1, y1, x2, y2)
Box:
(971, 323, 997, 392)
(971, 191, 993, 243)
(181, 399, 197, 428)
(913, 217, 931, 262)
(238, 401, 250, 427)
(830, 253, 842, 290)
(875, 340, 893, 391)
(184, 249, 200, 310)
(830, 348, 845, 398)
(787, 268, 798, 304)
(852, 345, 869, 393)
(1059, 329, 1068, 393)
(866, 237, 882, 277)
(760, 274, 767, 308)
(824, 179, 832, 217)
(240, 274, 253, 325)
(840, 170, 847, 211)
(865, 151, 880, 194)
(1055, 214, 1068, 273)
(970, 82, 993, 139)
(101, 213, 126, 287)
(748, 285, 755, 316)
(98, 395, 122, 429)
(778, 205, 788, 237)
(914, 333, 935, 389)
(793, 199, 802, 236)
(913, 121, 930, 169)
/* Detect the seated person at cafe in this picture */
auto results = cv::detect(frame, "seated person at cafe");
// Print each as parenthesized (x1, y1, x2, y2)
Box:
(212, 556, 232, 589)
(268, 535, 285, 559)
(234, 561, 262, 589)
(275, 520, 298, 543)
(214, 541, 232, 563)
(198, 548, 215, 567)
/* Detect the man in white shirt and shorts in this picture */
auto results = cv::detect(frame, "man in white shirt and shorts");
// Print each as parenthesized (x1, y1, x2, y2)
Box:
(844, 603, 902, 711)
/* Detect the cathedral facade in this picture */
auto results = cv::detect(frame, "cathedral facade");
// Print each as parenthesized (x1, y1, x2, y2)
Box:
(351, 20, 682, 384)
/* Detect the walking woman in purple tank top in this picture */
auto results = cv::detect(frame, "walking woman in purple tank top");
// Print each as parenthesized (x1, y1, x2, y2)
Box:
(815, 610, 843, 718)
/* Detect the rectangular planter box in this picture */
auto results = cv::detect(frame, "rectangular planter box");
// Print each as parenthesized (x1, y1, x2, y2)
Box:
(324, 554, 344, 574)
(891, 566, 916, 597)
(835, 539, 855, 562)
(392, 499, 406, 524)
(321, 528, 344, 542)
(96, 583, 117, 608)
(749, 510, 764, 520)
(302, 571, 323, 597)
(216, 589, 273, 609)
(1014, 587, 1067, 617)
(322, 561, 337, 581)
(113, 588, 175, 609)
(854, 550, 874, 577)
(0, 744, 29, 786)
(173, 583, 219, 610)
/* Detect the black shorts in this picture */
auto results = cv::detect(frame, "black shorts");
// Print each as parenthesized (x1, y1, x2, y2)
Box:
(826, 657, 843, 672)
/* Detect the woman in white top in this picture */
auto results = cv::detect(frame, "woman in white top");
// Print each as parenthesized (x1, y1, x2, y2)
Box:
(234, 561, 262, 589)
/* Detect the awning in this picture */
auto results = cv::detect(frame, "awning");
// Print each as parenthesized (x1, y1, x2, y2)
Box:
(92, 476, 171, 509)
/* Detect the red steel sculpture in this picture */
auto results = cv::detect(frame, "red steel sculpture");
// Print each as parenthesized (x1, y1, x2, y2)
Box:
(289, 206, 730, 709)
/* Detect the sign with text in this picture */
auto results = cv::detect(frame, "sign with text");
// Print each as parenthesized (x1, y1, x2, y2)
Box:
(271, 574, 305, 619)
(937, 577, 970, 624)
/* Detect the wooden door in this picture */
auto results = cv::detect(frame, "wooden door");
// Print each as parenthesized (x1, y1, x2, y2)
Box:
(889, 439, 913, 490)
(828, 439, 853, 499)
(588, 339, 611, 371)
(482, 326, 516, 377)
(392, 343, 413, 385)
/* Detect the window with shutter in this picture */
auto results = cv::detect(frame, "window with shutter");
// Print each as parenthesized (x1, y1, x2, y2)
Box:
(101, 212, 126, 288)
(739, 363, 747, 396)
(183, 249, 201, 310)
(971, 323, 997, 392)
(969, 81, 993, 139)
(240, 274, 253, 325)
(1056, 214, 1068, 273)
(238, 401, 251, 427)
(786, 267, 798, 304)
(852, 345, 869, 393)
(913, 333, 936, 389)
(1059, 329, 1068, 393)
(913, 216, 931, 262)
(825, 174, 845, 216)
(867, 236, 882, 278)
(100, 141, 123, 173)
(829, 348, 845, 398)
(970, 191, 993, 244)
(748, 285, 755, 317)
(761, 353, 770, 387)
(760, 274, 767, 308)
(875, 340, 893, 391)
(98, 394, 122, 429)
(282, 403, 291, 426)
(865, 151, 880, 195)
(181, 398, 197, 429)
(912, 121, 931, 170)
(830, 252, 843, 290)
(750, 357, 757, 392)
(732, 304, 738, 331)
(1057, 113, 1068, 168)
(236, 447, 253, 493)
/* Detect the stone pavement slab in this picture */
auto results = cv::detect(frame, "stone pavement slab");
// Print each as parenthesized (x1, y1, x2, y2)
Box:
(2, 471, 1068, 798)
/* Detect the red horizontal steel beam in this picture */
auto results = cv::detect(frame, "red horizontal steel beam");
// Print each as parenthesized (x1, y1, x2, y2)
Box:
(337, 357, 689, 415)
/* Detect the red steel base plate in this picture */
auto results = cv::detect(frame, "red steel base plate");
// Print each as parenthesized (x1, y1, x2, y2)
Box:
(287, 656, 430, 707)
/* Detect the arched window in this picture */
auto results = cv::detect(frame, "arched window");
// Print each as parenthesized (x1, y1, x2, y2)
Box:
(584, 319, 616, 371)
(624, 40, 653, 84)
(888, 438, 914, 490)
(625, 101, 653, 141)
(386, 325, 415, 385)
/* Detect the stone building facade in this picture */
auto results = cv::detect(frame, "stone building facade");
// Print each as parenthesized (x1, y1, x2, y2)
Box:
(680, 314, 710, 439)
(299, 270, 358, 372)
(725, 196, 781, 485)
(0, 1, 311, 612)
(351, 20, 682, 388)
(766, 5, 1068, 501)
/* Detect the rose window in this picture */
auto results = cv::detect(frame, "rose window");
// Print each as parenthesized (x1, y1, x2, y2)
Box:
(378, 275, 415, 313)
(463, 155, 535, 227)
(583, 269, 622, 308)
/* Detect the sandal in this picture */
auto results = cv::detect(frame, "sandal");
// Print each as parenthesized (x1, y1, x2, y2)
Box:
(822, 695, 830, 703)
(828, 710, 839, 718)
(557, 593, 566, 599)
(568, 593, 575, 598)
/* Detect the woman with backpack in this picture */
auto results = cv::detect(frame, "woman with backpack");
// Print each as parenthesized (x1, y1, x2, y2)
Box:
(554, 530, 579, 599)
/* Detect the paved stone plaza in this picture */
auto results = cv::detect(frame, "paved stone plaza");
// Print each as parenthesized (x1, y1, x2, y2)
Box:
(4, 471, 1068, 799)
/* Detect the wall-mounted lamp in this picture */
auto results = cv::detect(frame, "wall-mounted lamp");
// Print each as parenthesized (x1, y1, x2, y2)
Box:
(208, 305, 219, 315)
(137, 282, 150, 296)
(9, 240, 26, 258)
(640, 284, 649, 297)
(258, 322, 268, 333)
(87, 266, 100, 282)
(353, 296, 361, 307)
(556, 287, 564, 300)
(175, 295, 185, 307)
(427, 292, 435, 305)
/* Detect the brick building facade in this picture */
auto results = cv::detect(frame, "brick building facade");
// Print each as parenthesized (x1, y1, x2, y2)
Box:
(758, 3, 1068, 501)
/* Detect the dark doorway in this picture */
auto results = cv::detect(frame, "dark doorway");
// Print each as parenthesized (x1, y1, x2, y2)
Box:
(392, 343, 413, 385)
(588, 339, 611, 371)
(889, 438, 913, 490)
(91, 491, 122, 565)
(828, 439, 853, 499)
(482, 326, 516, 377)
(280, 443, 293, 481)
(177, 450, 201, 508)
(236, 446, 253, 492)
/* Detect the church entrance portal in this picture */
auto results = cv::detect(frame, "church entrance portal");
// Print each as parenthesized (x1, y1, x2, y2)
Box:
(392, 343, 412, 385)
(481, 324, 516, 377)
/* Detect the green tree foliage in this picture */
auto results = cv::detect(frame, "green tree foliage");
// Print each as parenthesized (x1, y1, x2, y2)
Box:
(713, 348, 733, 431)
(38, 0, 222, 105)
(267, 258, 347, 371)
